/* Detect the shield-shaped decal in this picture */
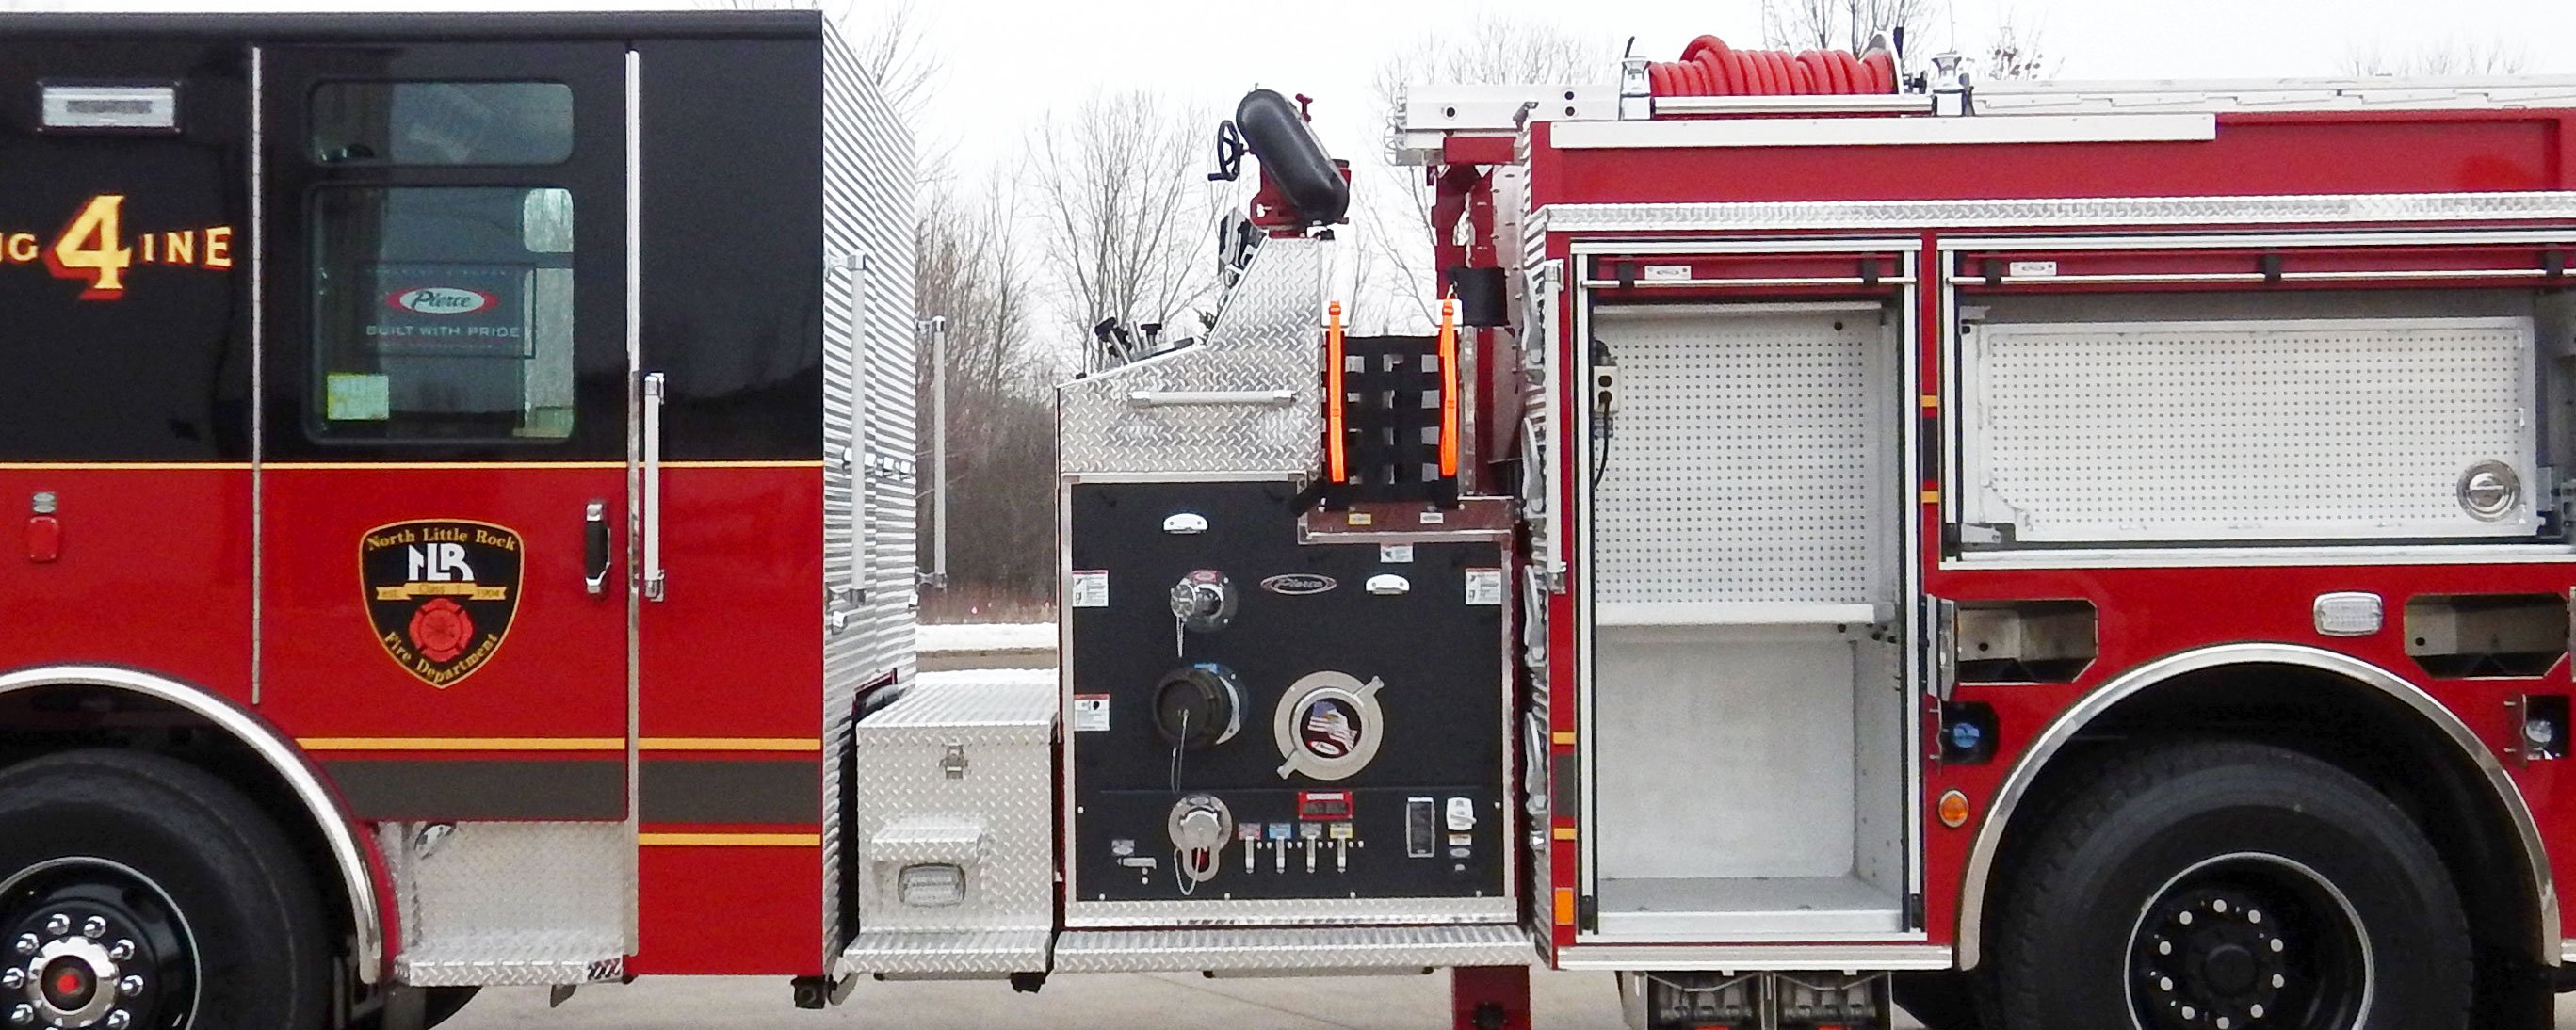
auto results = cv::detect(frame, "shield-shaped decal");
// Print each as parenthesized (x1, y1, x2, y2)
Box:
(360, 520, 524, 688)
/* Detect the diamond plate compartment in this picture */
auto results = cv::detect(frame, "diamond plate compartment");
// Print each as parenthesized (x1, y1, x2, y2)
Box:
(1059, 236, 1330, 475)
(384, 822, 628, 987)
(844, 676, 1057, 975)
(1052, 925, 1535, 974)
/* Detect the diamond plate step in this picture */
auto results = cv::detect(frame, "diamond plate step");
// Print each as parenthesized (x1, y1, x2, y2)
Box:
(1051, 925, 1534, 974)
(835, 929, 1051, 978)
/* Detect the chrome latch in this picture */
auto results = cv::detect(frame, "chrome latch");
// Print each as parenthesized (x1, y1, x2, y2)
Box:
(941, 744, 968, 780)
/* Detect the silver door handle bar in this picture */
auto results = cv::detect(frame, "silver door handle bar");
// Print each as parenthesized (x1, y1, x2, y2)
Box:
(1126, 390, 1296, 409)
(641, 371, 667, 603)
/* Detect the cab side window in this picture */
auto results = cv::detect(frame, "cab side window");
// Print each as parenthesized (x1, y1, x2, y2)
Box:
(306, 185, 575, 443)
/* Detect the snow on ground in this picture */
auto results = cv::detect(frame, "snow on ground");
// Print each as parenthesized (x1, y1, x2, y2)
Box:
(916, 621, 1055, 652)
(916, 667, 1057, 687)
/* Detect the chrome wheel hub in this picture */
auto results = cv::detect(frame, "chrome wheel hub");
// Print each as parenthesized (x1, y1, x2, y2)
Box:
(2126, 853, 2371, 1030)
(1, 861, 192, 1030)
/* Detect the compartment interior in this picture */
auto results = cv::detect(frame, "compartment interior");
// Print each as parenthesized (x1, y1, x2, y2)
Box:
(1585, 301, 1908, 940)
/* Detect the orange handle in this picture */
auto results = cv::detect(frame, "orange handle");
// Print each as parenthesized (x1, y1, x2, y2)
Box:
(1325, 301, 1348, 483)
(1437, 298, 1460, 478)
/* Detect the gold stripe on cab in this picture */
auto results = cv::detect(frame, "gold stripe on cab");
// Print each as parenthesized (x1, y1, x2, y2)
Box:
(637, 832, 821, 847)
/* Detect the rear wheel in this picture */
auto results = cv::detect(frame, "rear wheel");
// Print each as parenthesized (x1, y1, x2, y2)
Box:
(0, 749, 332, 1030)
(1992, 740, 2470, 1030)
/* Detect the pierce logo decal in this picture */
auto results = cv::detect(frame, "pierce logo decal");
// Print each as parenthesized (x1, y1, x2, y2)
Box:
(1259, 573, 1337, 596)
(385, 286, 497, 315)
(361, 520, 524, 688)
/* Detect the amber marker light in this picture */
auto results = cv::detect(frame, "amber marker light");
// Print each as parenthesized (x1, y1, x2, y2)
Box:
(1937, 789, 1972, 829)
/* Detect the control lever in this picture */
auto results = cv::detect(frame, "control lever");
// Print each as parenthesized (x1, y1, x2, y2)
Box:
(582, 501, 610, 595)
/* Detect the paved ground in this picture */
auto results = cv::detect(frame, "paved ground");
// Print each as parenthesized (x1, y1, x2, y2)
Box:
(446, 970, 2576, 1029)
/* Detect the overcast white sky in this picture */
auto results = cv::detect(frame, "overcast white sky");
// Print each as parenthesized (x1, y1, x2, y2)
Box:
(25, 0, 2576, 186)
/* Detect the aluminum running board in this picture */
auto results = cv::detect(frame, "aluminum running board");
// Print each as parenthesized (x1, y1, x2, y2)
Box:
(835, 929, 1051, 979)
(1051, 925, 1534, 974)
(397, 938, 624, 987)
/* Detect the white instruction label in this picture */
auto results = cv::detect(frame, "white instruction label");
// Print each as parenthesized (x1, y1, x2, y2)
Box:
(1069, 570, 1110, 608)
(2007, 260, 2060, 278)
(1642, 264, 1692, 282)
(1464, 568, 1504, 606)
(1379, 543, 1416, 564)
(1072, 695, 1110, 732)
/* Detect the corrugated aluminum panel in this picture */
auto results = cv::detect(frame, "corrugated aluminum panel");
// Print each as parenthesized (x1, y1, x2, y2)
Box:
(820, 22, 917, 961)
(1962, 317, 2540, 544)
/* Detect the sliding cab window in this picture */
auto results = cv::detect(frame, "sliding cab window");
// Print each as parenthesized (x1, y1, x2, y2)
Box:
(311, 81, 573, 166)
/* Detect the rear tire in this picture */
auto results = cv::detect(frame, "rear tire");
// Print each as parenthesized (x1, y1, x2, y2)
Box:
(0, 749, 333, 1030)
(1992, 740, 2470, 1030)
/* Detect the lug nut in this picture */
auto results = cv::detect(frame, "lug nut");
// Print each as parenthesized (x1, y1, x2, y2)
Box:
(106, 941, 133, 963)
(116, 975, 142, 998)
(39, 917, 65, 939)
(0, 968, 17, 990)
(6, 1004, 27, 1027)
(103, 1010, 130, 1030)
(8, 937, 32, 958)
(78, 918, 104, 941)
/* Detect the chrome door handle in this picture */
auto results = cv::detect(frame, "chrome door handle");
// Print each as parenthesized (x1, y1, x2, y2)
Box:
(583, 500, 610, 595)
(641, 371, 667, 603)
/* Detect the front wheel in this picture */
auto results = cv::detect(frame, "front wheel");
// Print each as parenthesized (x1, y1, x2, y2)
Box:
(1992, 740, 2471, 1030)
(0, 749, 333, 1030)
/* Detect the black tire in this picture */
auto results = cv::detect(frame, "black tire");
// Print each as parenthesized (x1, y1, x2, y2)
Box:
(348, 986, 481, 1030)
(1890, 969, 1989, 1029)
(0, 749, 332, 1030)
(1993, 740, 2471, 1030)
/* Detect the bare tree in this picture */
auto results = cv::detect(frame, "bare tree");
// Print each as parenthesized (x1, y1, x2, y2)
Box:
(914, 176, 1060, 612)
(1024, 89, 1221, 353)
(2344, 38, 2528, 76)
(1762, 0, 1941, 55)
(1980, 9, 2054, 82)
(1362, 15, 1612, 332)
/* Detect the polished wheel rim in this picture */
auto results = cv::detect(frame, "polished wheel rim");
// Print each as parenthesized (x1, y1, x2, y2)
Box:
(0, 860, 197, 1030)
(2125, 852, 2371, 1030)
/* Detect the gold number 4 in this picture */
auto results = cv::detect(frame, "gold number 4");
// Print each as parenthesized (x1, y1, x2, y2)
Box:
(49, 194, 131, 298)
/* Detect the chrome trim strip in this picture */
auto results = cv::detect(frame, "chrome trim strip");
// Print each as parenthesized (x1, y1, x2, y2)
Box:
(623, 45, 644, 952)
(0, 666, 382, 984)
(1538, 192, 2576, 233)
(1954, 643, 2556, 970)
(1552, 942, 1953, 972)
(247, 45, 266, 709)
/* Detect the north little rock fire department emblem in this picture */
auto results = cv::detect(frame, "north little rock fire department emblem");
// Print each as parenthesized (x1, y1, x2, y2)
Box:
(360, 520, 523, 688)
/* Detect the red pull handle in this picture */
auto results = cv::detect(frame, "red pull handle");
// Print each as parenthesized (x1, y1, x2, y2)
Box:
(26, 516, 60, 563)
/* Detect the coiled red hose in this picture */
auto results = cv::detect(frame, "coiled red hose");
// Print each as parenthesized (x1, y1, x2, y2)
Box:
(1647, 35, 1898, 96)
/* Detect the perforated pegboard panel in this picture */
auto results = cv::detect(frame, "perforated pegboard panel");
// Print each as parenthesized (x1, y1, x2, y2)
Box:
(1592, 308, 1892, 609)
(1964, 317, 2539, 543)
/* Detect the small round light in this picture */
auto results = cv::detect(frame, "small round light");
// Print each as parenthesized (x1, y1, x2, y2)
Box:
(1937, 789, 1972, 829)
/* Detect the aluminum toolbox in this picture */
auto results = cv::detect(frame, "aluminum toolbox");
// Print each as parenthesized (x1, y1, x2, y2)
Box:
(838, 675, 1057, 978)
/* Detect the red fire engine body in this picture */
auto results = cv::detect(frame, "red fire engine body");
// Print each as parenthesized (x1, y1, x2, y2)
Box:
(3, 8, 2576, 1030)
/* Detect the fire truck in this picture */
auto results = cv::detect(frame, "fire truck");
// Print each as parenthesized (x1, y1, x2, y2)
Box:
(7, 8, 2576, 1030)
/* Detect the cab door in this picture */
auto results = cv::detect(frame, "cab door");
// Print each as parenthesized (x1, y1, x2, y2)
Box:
(256, 43, 634, 824)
